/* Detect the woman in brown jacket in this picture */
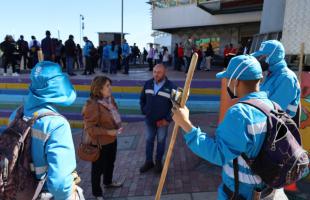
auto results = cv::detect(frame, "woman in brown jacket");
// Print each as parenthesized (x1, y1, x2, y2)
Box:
(82, 76, 123, 200)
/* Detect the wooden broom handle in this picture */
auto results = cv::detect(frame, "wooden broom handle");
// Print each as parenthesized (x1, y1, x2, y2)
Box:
(155, 53, 198, 200)
(38, 49, 44, 62)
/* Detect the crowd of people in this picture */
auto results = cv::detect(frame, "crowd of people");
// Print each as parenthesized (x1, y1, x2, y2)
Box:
(0, 32, 250, 78)
(171, 37, 212, 73)
(0, 31, 147, 77)
(170, 38, 248, 73)
(0, 38, 308, 200)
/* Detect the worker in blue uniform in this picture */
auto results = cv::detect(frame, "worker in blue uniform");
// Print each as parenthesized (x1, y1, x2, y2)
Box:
(9, 61, 84, 200)
(172, 55, 288, 200)
(251, 40, 300, 118)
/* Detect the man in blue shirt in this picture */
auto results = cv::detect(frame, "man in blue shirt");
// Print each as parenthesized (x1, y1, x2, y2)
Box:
(140, 64, 177, 173)
(251, 40, 300, 118)
(82, 36, 94, 75)
(172, 55, 288, 200)
(101, 41, 109, 73)
(121, 39, 131, 74)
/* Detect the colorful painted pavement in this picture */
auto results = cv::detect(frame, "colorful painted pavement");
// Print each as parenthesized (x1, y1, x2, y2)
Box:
(300, 72, 310, 152)
(0, 69, 309, 199)
(0, 69, 221, 128)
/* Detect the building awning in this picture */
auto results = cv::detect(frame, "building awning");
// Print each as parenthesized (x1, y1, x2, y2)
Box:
(197, 0, 263, 15)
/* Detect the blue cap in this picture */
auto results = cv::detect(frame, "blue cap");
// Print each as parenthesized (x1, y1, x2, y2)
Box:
(251, 40, 285, 64)
(26, 61, 76, 109)
(216, 55, 263, 80)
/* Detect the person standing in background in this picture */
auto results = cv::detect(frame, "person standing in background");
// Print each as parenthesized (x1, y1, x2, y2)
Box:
(147, 43, 155, 71)
(162, 47, 169, 67)
(41, 30, 55, 61)
(82, 36, 94, 75)
(121, 39, 131, 74)
(183, 37, 195, 73)
(108, 41, 118, 74)
(17, 35, 29, 70)
(65, 35, 77, 76)
(205, 43, 214, 71)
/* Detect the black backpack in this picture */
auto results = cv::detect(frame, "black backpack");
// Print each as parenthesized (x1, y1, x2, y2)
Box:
(0, 107, 60, 200)
(238, 99, 309, 189)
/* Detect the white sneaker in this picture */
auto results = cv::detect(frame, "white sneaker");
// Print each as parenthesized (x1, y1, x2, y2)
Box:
(3, 73, 7, 76)
(96, 197, 104, 200)
(12, 72, 19, 77)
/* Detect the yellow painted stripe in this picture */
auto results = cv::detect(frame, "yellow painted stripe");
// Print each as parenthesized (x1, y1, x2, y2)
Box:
(0, 83, 220, 95)
(0, 117, 84, 129)
(191, 88, 221, 95)
(0, 118, 9, 126)
(0, 83, 29, 89)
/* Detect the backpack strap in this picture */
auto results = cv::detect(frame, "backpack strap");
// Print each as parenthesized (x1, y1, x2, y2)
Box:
(232, 158, 240, 199)
(239, 99, 274, 117)
(238, 99, 273, 163)
(32, 176, 47, 200)
(10, 106, 25, 125)
(29, 112, 64, 125)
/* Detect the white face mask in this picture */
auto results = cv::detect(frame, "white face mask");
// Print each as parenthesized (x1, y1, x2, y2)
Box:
(227, 60, 253, 98)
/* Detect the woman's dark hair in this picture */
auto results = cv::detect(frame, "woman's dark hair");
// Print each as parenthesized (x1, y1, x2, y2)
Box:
(90, 76, 112, 99)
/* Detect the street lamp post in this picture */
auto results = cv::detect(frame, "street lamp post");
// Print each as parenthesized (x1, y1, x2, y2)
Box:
(121, 0, 124, 44)
(80, 14, 85, 45)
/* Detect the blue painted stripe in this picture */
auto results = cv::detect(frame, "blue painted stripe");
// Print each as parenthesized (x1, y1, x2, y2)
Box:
(0, 100, 219, 114)
(0, 89, 221, 99)
(0, 94, 220, 104)
(0, 77, 221, 88)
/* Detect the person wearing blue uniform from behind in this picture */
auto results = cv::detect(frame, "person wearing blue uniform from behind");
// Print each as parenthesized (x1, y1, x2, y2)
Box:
(121, 39, 131, 74)
(251, 40, 300, 118)
(82, 36, 94, 75)
(108, 41, 118, 74)
(9, 61, 84, 200)
(172, 55, 288, 200)
(101, 41, 109, 73)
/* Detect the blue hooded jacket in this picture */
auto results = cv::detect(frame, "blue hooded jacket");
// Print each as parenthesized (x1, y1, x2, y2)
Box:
(83, 40, 93, 57)
(122, 42, 130, 57)
(108, 44, 118, 60)
(9, 61, 77, 200)
(185, 56, 273, 199)
(252, 40, 300, 117)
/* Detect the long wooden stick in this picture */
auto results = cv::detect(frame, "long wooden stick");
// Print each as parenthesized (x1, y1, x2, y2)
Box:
(155, 53, 198, 200)
(37, 49, 44, 62)
(298, 43, 305, 82)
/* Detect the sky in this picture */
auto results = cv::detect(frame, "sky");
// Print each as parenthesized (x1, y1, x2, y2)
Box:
(0, 0, 153, 48)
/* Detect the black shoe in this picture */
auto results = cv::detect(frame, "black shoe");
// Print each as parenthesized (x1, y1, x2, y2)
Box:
(69, 73, 77, 76)
(82, 72, 87, 75)
(123, 72, 129, 75)
(139, 161, 154, 173)
(154, 161, 163, 173)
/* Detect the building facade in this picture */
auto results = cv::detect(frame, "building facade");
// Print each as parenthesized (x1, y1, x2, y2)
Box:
(150, 0, 263, 56)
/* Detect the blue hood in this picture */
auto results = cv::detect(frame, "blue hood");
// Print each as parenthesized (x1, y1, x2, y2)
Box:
(24, 61, 76, 112)
(216, 55, 263, 81)
(251, 40, 285, 65)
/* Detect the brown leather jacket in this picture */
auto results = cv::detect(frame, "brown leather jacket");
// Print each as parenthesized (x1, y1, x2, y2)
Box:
(82, 98, 119, 146)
